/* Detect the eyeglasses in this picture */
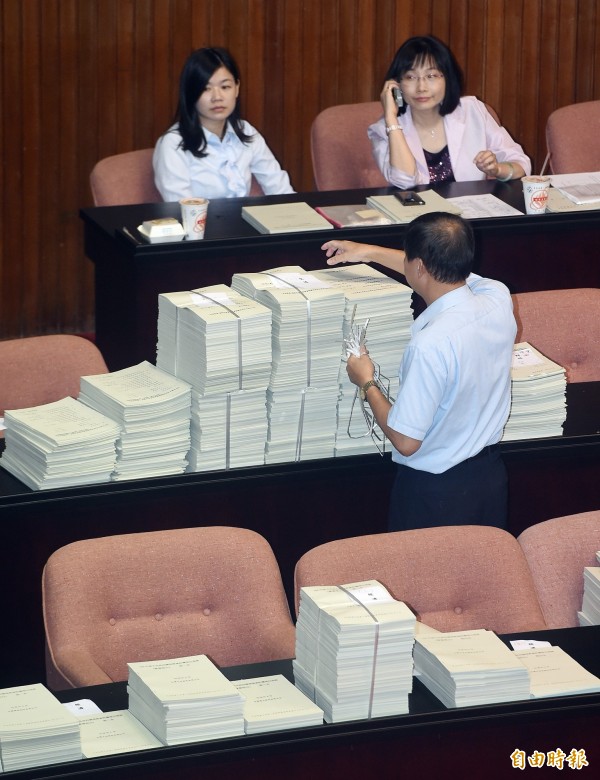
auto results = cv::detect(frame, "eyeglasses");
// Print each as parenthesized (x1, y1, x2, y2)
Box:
(401, 73, 445, 84)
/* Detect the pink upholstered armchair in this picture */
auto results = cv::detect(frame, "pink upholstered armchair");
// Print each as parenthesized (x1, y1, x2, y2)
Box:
(512, 288, 600, 382)
(0, 335, 108, 437)
(43, 527, 296, 689)
(518, 511, 600, 628)
(544, 100, 600, 174)
(294, 526, 547, 634)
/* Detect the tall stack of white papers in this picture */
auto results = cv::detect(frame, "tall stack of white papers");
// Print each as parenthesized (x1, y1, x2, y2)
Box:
(413, 629, 531, 708)
(293, 580, 416, 723)
(312, 264, 413, 456)
(0, 684, 81, 771)
(155, 285, 273, 472)
(502, 342, 567, 441)
(127, 655, 245, 746)
(79, 710, 162, 758)
(0, 397, 119, 490)
(514, 646, 600, 698)
(578, 563, 600, 626)
(79, 361, 191, 480)
(232, 267, 347, 463)
(231, 675, 323, 734)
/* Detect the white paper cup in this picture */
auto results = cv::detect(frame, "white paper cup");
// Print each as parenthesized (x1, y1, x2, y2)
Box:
(180, 198, 209, 239)
(522, 176, 550, 215)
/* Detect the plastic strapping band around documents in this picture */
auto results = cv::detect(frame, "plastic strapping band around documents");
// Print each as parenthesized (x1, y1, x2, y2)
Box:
(225, 392, 232, 469)
(261, 274, 314, 462)
(190, 292, 244, 390)
(339, 585, 380, 720)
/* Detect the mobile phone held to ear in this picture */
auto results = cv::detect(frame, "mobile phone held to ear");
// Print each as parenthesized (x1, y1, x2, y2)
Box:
(395, 190, 426, 206)
(391, 86, 403, 108)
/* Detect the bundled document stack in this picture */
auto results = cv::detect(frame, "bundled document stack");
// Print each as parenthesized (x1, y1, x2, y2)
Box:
(312, 264, 413, 456)
(79, 361, 192, 480)
(293, 580, 416, 723)
(156, 285, 272, 471)
(413, 629, 531, 708)
(514, 645, 600, 698)
(79, 710, 162, 758)
(231, 675, 323, 734)
(232, 267, 347, 463)
(0, 396, 119, 490)
(502, 342, 567, 441)
(127, 655, 245, 746)
(0, 683, 81, 771)
(578, 557, 600, 626)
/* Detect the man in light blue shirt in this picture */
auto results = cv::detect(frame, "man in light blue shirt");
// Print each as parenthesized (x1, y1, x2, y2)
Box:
(322, 212, 516, 531)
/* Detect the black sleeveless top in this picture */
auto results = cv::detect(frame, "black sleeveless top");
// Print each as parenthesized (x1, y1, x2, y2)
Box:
(424, 145, 455, 183)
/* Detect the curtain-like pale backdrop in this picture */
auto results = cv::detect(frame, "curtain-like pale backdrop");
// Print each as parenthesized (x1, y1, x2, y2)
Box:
(1, 0, 599, 340)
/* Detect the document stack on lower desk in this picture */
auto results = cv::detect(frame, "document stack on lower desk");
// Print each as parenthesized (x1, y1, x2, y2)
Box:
(81, 179, 600, 372)
(4, 626, 599, 780)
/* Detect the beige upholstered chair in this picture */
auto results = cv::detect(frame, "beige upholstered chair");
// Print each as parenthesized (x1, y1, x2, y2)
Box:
(294, 526, 547, 634)
(43, 527, 296, 689)
(512, 288, 600, 382)
(90, 148, 264, 206)
(517, 511, 600, 629)
(0, 335, 108, 438)
(310, 101, 501, 191)
(544, 100, 600, 174)
(310, 102, 388, 190)
(90, 149, 162, 206)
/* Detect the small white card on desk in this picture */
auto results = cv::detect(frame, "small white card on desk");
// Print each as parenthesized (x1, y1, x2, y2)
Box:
(510, 639, 552, 651)
(62, 698, 103, 716)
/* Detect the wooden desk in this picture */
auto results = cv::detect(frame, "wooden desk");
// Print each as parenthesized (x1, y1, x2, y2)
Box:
(80, 180, 600, 371)
(0, 384, 598, 689)
(6, 626, 600, 780)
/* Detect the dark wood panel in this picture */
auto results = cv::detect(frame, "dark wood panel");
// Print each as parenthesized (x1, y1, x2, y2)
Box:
(1, 0, 600, 342)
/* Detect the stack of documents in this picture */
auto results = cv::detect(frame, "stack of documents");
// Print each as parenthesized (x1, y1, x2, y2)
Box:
(413, 629, 531, 708)
(366, 190, 462, 223)
(0, 684, 81, 771)
(156, 287, 205, 376)
(502, 342, 567, 441)
(232, 267, 347, 463)
(312, 264, 412, 456)
(0, 396, 119, 490)
(232, 675, 323, 734)
(578, 559, 600, 626)
(79, 710, 161, 758)
(79, 361, 192, 480)
(241, 201, 334, 234)
(549, 172, 600, 205)
(293, 580, 416, 722)
(514, 645, 600, 698)
(127, 655, 245, 746)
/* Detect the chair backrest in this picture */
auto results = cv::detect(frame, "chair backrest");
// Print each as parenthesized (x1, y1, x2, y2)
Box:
(43, 526, 296, 689)
(517, 511, 600, 628)
(294, 526, 547, 634)
(0, 335, 108, 436)
(90, 149, 162, 206)
(511, 288, 600, 382)
(545, 100, 600, 174)
(310, 102, 389, 190)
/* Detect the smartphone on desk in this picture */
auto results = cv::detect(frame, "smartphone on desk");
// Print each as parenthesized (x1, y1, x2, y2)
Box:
(395, 191, 426, 206)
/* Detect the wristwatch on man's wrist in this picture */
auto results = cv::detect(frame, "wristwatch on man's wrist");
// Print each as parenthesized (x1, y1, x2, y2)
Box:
(360, 379, 378, 401)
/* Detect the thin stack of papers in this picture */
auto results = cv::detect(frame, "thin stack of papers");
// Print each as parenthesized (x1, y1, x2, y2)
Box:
(311, 264, 412, 456)
(549, 172, 600, 205)
(232, 267, 347, 463)
(241, 202, 334, 234)
(314, 204, 393, 228)
(293, 580, 416, 722)
(413, 629, 530, 708)
(366, 190, 462, 223)
(0, 396, 119, 490)
(514, 645, 600, 698)
(79, 361, 191, 480)
(232, 675, 323, 734)
(502, 342, 567, 441)
(578, 560, 600, 626)
(127, 655, 245, 746)
(0, 684, 81, 771)
(79, 710, 161, 758)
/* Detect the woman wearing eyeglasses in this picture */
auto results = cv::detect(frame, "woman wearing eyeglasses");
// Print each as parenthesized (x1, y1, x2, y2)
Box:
(369, 36, 531, 189)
